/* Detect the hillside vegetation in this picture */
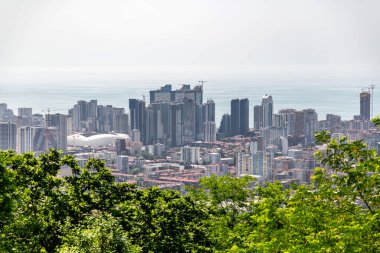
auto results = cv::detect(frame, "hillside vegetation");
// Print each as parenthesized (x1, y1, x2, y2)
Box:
(0, 131, 379, 252)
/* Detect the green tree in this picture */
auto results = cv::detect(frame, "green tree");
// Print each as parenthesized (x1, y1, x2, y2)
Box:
(58, 211, 139, 253)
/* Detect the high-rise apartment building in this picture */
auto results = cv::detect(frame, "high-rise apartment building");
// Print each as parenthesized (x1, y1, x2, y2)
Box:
(180, 146, 200, 164)
(262, 94, 273, 128)
(231, 99, 249, 136)
(0, 122, 16, 150)
(113, 113, 129, 134)
(254, 105, 263, 130)
(18, 108, 32, 126)
(360, 90, 370, 120)
(17, 126, 32, 153)
(240, 99, 249, 135)
(203, 121, 216, 142)
(203, 98, 215, 122)
(129, 99, 146, 144)
(150, 84, 203, 104)
(45, 113, 68, 152)
(303, 109, 318, 146)
(231, 99, 240, 136)
(218, 113, 231, 137)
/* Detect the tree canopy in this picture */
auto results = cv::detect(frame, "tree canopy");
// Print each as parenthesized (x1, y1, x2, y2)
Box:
(0, 131, 379, 252)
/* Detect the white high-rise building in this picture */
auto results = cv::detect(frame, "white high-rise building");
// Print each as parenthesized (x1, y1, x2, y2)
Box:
(131, 129, 141, 142)
(17, 126, 33, 153)
(116, 155, 129, 173)
(203, 121, 216, 142)
(180, 146, 200, 164)
(237, 151, 253, 176)
(261, 94, 273, 128)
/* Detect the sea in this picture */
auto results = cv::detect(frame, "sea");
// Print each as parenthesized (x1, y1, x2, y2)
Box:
(1, 67, 380, 126)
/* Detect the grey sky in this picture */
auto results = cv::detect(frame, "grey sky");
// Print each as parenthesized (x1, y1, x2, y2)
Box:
(1, 0, 380, 71)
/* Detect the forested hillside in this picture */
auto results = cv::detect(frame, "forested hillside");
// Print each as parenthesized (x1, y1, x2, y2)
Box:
(0, 131, 379, 252)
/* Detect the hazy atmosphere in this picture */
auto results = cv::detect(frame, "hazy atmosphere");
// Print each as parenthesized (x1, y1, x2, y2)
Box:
(1, 0, 380, 78)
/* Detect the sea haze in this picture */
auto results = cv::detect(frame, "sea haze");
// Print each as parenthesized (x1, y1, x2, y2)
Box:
(1, 67, 379, 126)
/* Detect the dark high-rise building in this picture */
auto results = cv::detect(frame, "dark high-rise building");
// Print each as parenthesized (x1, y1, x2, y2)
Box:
(149, 84, 204, 146)
(181, 100, 197, 144)
(45, 113, 68, 152)
(0, 122, 16, 150)
(254, 105, 263, 130)
(152, 102, 171, 145)
(145, 106, 154, 145)
(231, 99, 249, 136)
(129, 99, 146, 144)
(231, 99, 240, 136)
(218, 113, 231, 136)
(360, 90, 370, 120)
(115, 138, 127, 155)
(170, 103, 183, 146)
(240, 99, 249, 135)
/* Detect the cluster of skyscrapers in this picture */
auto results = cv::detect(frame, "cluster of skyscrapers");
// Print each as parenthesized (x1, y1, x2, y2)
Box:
(0, 104, 67, 154)
(129, 84, 216, 146)
(0, 85, 375, 161)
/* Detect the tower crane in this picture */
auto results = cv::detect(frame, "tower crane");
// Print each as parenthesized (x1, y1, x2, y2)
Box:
(370, 84, 375, 118)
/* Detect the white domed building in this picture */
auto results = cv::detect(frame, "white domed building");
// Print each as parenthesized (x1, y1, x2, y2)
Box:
(67, 133, 129, 147)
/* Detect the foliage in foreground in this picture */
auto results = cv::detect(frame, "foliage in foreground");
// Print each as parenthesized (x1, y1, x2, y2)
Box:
(0, 131, 379, 252)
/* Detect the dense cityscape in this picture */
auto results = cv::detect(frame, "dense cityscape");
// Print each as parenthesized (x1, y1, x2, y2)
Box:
(0, 83, 377, 190)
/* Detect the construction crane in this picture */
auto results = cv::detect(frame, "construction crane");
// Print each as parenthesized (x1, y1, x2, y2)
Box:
(198, 80, 206, 86)
(41, 108, 61, 152)
(370, 84, 375, 118)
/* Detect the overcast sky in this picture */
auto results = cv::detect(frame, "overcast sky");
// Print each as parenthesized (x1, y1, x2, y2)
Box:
(1, 0, 380, 74)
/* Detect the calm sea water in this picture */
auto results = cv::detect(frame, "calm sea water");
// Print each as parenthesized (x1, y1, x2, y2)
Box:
(1, 69, 379, 126)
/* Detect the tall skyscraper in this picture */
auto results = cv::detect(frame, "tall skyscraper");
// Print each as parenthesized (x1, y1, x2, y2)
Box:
(303, 109, 318, 146)
(45, 114, 68, 152)
(254, 105, 263, 130)
(203, 121, 216, 142)
(218, 113, 231, 137)
(17, 126, 32, 153)
(149, 84, 173, 104)
(262, 94, 273, 128)
(152, 102, 171, 145)
(170, 103, 183, 146)
(278, 109, 297, 136)
(113, 113, 129, 134)
(145, 106, 154, 145)
(203, 98, 215, 122)
(129, 99, 146, 143)
(18, 108, 32, 126)
(231, 99, 249, 136)
(231, 99, 240, 136)
(0, 122, 16, 150)
(240, 99, 249, 135)
(150, 84, 203, 104)
(360, 90, 370, 120)
(30, 126, 45, 153)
